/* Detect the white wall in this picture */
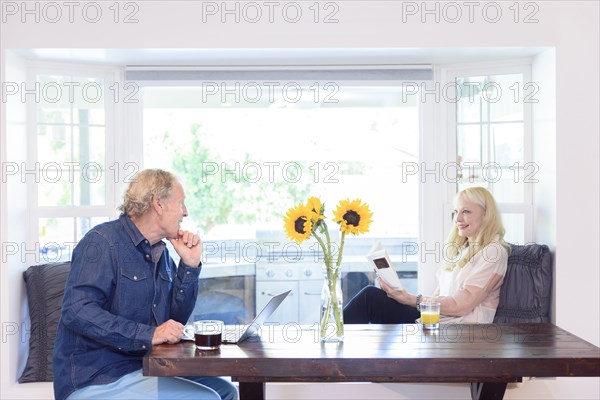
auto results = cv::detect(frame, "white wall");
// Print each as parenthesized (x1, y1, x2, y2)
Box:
(1, 50, 45, 399)
(532, 49, 557, 251)
(1, 1, 598, 399)
(532, 48, 557, 324)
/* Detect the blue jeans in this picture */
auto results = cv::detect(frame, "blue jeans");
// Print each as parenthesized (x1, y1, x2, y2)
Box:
(67, 369, 238, 400)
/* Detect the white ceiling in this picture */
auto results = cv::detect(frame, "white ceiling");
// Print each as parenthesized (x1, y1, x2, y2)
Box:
(12, 47, 547, 66)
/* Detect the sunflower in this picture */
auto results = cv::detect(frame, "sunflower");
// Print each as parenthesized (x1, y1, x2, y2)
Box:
(284, 204, 313, 244)
(332, 199, 373, 235)
(306, 196, 325, 224)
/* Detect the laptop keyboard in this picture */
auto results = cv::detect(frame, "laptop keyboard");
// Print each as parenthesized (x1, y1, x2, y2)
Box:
(222, 325, 248, 342)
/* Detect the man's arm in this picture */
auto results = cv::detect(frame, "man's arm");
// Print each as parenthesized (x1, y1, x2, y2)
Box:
(60, 232, 155, 352)
(167, 229, 202, 323)
(169, 255, 201, 323)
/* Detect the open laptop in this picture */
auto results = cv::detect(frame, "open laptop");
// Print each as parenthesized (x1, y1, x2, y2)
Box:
(184, 289, 291, 344)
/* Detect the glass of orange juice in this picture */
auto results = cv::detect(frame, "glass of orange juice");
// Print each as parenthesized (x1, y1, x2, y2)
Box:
(420, 301, 441, 330)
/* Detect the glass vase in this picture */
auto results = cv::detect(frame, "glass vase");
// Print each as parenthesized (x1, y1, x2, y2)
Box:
(319, 266, 344, 342)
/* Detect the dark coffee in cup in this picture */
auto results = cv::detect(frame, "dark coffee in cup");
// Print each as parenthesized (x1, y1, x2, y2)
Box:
(193, 320, 224, 350)
(195, 332, 222, 350)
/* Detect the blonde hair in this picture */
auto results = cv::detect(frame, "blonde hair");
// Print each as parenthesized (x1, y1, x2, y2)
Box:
(118, 169, 177, 217)
(444, 187, 510, 269)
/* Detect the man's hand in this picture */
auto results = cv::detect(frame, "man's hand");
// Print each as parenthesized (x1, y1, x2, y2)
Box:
(168, 229, 202, 267)
(152, 319, 185, 345)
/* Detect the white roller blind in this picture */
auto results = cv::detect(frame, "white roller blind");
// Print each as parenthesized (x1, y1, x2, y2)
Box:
(125, 65, 433, 85)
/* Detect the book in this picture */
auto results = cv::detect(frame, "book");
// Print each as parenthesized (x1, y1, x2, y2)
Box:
(366, 242, 405, 290)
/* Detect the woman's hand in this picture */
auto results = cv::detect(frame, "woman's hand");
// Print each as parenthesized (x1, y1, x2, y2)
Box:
(378, 276, 416, 307)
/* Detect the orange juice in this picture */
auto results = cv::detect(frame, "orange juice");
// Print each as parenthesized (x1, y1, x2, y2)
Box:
(421, 311, 440, 324)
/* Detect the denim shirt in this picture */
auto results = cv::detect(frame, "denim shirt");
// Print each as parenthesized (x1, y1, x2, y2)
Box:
(52, 214, 201, 400)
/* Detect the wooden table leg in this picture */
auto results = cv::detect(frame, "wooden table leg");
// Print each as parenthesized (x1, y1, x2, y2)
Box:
(238, 381, 265, 400)
(470, 382, 508, 400)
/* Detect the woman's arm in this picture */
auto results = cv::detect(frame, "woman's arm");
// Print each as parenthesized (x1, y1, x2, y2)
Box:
(378, 276, 417, 307)
(379, 242, 507, 316)
(432, 272, 505, 316)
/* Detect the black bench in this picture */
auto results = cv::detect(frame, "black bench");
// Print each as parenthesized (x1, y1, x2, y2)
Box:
(471, 243, 552, 399)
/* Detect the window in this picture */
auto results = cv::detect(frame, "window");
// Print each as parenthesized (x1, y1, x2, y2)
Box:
(449, 65, 534, 244)
(30, 67, 117, 260)
(142, 85, 420, 239)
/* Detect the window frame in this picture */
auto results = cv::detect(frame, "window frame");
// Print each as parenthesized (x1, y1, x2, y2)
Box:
(443, 60, 535, 245)
(26, 61, 120, 255)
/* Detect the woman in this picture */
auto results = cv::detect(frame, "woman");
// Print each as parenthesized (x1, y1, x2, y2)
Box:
(343, 186, 510, 325)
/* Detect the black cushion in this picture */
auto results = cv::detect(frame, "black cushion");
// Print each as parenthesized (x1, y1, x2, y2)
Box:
(19, 262, 71, 383)
(493, 244, 552, 323)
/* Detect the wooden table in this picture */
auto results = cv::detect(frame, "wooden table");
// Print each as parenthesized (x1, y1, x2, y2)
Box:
(143, 324, 600, 400)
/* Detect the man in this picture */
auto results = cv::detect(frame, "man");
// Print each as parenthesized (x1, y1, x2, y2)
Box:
(53, 169, 237, 400)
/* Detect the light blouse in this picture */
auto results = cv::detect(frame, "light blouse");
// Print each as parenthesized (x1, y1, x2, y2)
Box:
(432, 240, 508, 324)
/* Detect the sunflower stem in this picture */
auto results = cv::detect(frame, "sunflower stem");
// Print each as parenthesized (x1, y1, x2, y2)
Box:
(336, 231, 346, 268)
(312, 231, 330, 265)
(322, 222, 333, 267)
(330, 231, 345, 338)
